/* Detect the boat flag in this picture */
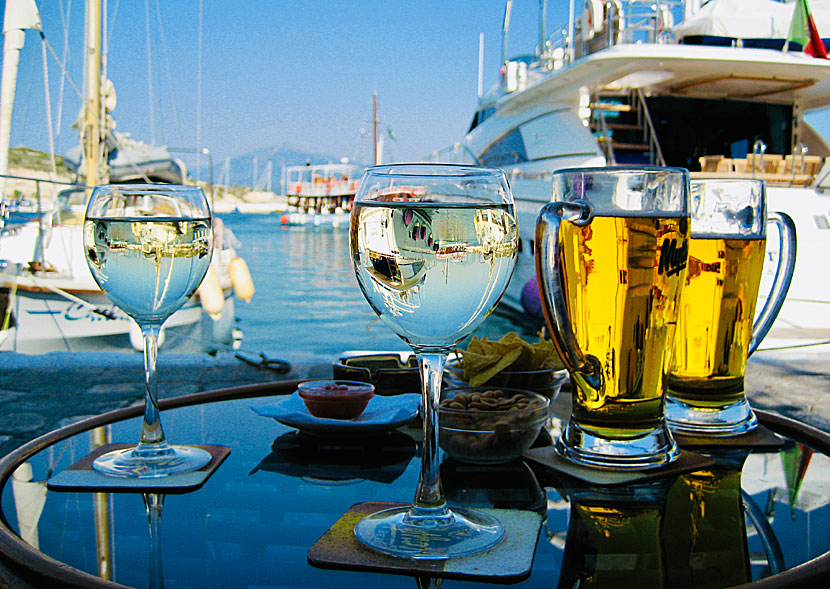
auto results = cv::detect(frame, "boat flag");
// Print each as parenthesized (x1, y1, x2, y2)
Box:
(785, 0, 829, 59)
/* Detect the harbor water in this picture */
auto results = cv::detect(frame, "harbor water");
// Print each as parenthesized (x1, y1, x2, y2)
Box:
(220, 212, 531, 365)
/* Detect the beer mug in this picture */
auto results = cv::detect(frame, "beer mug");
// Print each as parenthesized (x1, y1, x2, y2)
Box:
(665, 179, 796, 435)
(536, 167, 689, 469)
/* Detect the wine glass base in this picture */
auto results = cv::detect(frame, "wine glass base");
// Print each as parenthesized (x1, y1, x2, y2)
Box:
(354, 505, 504, 560)
(556, 418, 680, 470)
(92, 445, 212, 478)
(665, 396, 758, 436)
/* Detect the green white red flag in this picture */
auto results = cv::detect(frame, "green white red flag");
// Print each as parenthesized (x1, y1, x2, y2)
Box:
(786, 0, 829, 58)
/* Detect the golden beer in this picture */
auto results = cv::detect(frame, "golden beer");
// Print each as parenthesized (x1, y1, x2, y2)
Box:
(668, 237, 765, 406)
(559, 215, 688, 438)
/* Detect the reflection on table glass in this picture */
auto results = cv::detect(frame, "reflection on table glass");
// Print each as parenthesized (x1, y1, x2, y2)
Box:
(2, 394, 830, 587)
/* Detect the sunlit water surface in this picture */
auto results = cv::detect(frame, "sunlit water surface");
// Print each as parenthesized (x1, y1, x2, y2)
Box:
(220, 213, 532, 367)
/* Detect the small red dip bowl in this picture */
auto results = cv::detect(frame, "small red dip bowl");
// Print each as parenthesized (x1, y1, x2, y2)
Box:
(297, 380, 375, 419)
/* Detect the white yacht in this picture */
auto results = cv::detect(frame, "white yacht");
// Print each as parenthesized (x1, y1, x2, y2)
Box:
(426, 0, 830, 352)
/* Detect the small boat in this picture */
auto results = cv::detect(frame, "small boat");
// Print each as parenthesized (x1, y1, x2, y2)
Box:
(279, 163, 362, 227)
(426, 0, 830, 352)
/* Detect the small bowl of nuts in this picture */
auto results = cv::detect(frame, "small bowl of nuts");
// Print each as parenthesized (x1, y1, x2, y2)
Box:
(297, 380, 375, 420)
(438, 387, 549, 464)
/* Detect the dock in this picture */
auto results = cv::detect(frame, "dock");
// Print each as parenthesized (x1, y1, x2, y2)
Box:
(0, 347, 827, 458)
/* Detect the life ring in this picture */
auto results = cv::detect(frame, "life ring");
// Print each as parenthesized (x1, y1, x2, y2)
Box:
(229, 256, 255, 302)
(583, 0, 604, 40)
(198, 264, 225, 319)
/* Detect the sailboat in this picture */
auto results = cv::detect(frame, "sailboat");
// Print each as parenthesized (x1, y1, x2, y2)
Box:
(0, 0, 248, 353)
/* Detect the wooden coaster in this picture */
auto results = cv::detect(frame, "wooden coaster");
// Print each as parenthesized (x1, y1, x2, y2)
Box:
(672, 424, 786, 450)
(308, 501, 543, 583)
(523, 447, 715, 487)
(47, 443, 230, 494)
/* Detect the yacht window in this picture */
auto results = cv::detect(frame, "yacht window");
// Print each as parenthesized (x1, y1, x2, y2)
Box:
(646, 97, 792, 169)
(479, 127, 528, 167)
(468, 107, 496, 133)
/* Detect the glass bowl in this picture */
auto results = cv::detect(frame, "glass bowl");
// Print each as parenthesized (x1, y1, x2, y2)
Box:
(438, 387, 549, 464)
(443, 356, 568, 400)
(297, 380, 375, 420)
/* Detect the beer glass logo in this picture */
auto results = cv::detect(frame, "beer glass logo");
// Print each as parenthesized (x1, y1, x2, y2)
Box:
(658, 237, 688, 277)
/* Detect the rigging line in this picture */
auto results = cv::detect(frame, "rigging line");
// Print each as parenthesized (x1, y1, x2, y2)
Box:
(41, 38, 83, 101)
(55, 0, 72, 135)
(103, 131, 153, 183)
(106, 0, 121, 55)
(197, 0, 204, 179)
(40, 39, 59, 182)
(153, 0, 183, 145)
(145, 0, 156, 145)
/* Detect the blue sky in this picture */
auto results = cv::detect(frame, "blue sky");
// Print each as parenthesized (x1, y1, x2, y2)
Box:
(7, 1, 830, 178)
(6, 1, 563, 171)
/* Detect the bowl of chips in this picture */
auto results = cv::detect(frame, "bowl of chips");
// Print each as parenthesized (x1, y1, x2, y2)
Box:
(438, 387, 549, 464)
(444, 332, 568, 399)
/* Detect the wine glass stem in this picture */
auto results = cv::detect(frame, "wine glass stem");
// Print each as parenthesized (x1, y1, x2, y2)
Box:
(138, 324, 169, 453)
(413, 352, 448, 513)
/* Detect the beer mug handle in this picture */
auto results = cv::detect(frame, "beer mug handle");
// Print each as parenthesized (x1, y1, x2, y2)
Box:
(536, 200, 603, 391)
(748, 211, 797, 355)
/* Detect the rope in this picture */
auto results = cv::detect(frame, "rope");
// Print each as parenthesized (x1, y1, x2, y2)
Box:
(758, 339, 830, 352)
(1, 271, 116, 319)
(162, 330, 292, 374)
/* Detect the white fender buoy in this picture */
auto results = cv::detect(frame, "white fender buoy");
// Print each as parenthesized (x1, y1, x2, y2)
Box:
(130, 321, 166, 351)
(198, 264, 225, 319)
(229, 256, 255, 302)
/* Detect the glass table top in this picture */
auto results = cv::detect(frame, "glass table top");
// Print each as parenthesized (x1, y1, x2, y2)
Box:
(1, 382, 829, 588)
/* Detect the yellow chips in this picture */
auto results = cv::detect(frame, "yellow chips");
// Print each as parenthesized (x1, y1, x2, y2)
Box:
(458, 331, 566, 387)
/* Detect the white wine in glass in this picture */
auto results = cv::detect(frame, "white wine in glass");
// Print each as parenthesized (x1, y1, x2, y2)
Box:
(84, 184, 214, 478)
(350, 164, 518, 559)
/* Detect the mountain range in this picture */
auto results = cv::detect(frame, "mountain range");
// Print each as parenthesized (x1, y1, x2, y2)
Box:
(217, 144, 370, 192)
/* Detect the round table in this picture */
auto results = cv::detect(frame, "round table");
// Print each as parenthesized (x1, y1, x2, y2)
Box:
(0, 380, 829, 588)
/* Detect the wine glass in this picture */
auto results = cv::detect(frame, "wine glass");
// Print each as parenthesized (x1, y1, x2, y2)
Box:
(83, 184, 214, 478)
(350, 164, 518, 559)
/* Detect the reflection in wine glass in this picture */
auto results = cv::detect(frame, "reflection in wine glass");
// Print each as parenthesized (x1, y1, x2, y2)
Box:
(350, 165, 518, 559)
(84, 184, 213, 478)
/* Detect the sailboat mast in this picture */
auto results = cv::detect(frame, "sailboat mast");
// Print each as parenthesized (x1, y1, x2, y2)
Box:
(82, 0, 106, 188)
(0, 0, 42, 207)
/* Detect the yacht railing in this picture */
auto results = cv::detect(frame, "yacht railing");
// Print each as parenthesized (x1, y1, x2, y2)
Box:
(0, 174, 87, 272)
(538, 0, 683, 68)
(422, 143, 480, 166)
(637, 89, 666, 166)
(0, 174, 87, 227)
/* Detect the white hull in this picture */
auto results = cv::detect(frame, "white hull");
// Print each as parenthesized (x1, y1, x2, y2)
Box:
(1, 210, 242, 354)
(0, 284, 236, 354)
(279, 210, 351, 228)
